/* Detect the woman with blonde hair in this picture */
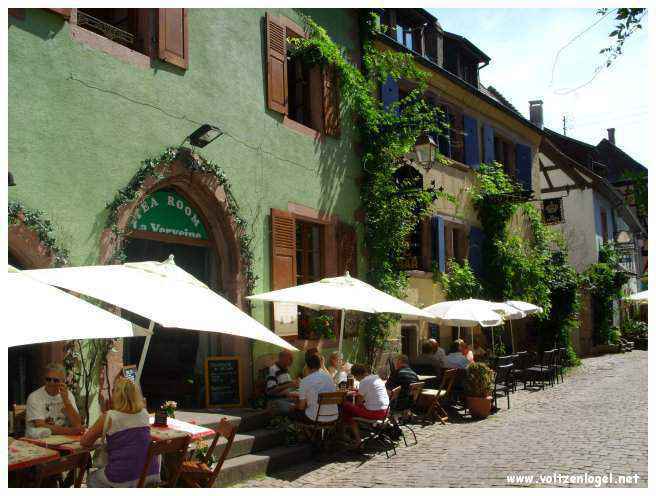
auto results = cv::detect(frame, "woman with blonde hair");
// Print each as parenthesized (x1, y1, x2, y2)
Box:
(81, 377, 160, 487)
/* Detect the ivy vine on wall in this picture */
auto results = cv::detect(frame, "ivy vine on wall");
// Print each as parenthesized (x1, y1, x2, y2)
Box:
(289, 13, 450, 365)
(8, 200, 70, 267)
(104, 146, 258, 294)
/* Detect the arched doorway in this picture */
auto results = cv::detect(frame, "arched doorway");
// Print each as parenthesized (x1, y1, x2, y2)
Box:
(101, 150, 252, 409)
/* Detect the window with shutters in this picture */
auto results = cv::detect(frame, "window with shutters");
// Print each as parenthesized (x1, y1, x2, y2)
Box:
(266, 14, 340, 137)
(444, 221, 468, 269)
(395, 165, 428, 271)
(77, 9, 152, 55)
(494, 135, 516, 179)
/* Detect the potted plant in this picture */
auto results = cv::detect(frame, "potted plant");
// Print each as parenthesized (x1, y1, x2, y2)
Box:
(154, 400, 177, 426)
(465, 362, 494, 419)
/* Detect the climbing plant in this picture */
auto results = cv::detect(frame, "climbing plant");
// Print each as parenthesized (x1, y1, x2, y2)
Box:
(104, 147, 257, 294)
(289, 13, 449, 365)
(441, 259, 482, 300)
(582, 243, 630, 345)
(8, 200, 70, 267)
(472, 162, 581, 361)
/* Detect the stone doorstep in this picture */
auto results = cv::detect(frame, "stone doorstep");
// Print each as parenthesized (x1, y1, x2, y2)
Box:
(214, 444, 314, 487)
(175, 408, 271, 433)
(189, 428, 287, 461)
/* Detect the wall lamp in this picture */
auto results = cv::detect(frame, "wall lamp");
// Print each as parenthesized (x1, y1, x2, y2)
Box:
(187, 124, 223, 148)
(9, 171, 16, 186)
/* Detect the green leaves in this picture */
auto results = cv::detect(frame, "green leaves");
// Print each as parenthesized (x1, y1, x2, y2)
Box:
(441, 259, 483, 300)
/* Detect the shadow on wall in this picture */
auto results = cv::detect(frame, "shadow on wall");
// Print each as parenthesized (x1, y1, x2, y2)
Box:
(9, 9, 67, 41)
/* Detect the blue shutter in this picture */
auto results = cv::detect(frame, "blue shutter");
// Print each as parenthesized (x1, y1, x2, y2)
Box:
(381, 75, 399, 112)
(483, 124, 495, 163)
(437, 108, 452, 157)
(468, 226, 485, 278)
(434, 216, 446, 273)
(515, 143, 533, 192)
(463, 115, 480, 169)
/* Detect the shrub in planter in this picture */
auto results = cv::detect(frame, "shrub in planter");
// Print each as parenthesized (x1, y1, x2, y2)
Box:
(465, 362, 494, 419)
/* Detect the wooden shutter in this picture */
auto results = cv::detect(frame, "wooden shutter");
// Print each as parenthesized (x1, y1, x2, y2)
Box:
(380, 75, 399, 112)
(337, 221, 357, 277)
(431, 215, 446, 273)
(266, 13, 288, 114)
(420, 218, 431, 271)
(463, 114, 480, 168)
(322, 64, 341, 137)
(451, 109, 464, 163)
(47, 9, 71, 19)
(158, 9, 189, 70)
(271, 209, 296, 290)
(515, 143, 533, 192)
(468, 226, 485, 278)
(437, 107, 452, 158)
(483, 124, 495, 163)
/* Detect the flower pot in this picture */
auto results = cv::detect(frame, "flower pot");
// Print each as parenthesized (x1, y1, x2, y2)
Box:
(466, 396, 493, 419)
(153, 410, 168, 427)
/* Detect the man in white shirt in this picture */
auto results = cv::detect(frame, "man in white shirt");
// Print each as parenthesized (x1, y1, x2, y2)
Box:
(295, 354, 338, 423)
(446, 341, 470, 369)
(431, 338, 449, 368)
(26, 363, 83, 438)
(340, 364, 389, 449)
(265, 350, 299, 415)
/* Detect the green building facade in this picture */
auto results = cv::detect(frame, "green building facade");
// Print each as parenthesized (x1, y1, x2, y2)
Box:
(8, 8, 363, 412)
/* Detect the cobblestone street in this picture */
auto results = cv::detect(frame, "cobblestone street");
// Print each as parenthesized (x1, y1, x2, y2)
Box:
(238, 351, 648, 488)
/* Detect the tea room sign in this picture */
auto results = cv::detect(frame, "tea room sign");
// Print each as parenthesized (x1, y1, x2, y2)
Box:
(130, 190, 208, 240)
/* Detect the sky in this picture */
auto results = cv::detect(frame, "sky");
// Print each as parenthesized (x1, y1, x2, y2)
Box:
(428, 8, 649, 166)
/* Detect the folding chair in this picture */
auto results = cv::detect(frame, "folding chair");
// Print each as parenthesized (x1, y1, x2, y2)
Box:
(179, 418, 236, 488)
(33, 452, 90, 488)
(352, 386, 401, 458)
(419, 368, 458, 425)
(493, 364, 513, 410)
(391, 381, 424, 446)
(137, 435, 192, 488)
(295, 391, 346, 453)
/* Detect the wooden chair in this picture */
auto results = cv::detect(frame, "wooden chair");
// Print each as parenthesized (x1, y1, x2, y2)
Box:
(179, 418, 236, 488)
(295, 391, 346, 453)
(419, 368, 458, 425)
(137, 435, 192, 488)
(12, 404, 26, 437)
(33, 452, 90, 488)
(391, 381, 424, 446)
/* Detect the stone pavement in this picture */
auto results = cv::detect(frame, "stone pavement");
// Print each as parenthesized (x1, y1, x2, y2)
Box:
(237, 351, 648, 487)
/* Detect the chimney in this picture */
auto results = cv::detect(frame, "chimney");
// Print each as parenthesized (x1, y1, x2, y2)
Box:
(607, 128, 616, 145)
(529, 100, 544, 129)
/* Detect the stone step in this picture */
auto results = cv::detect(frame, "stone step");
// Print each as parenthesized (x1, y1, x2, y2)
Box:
(176, 408, 271, 433)
(206, 428, 286, 460)
(214, 444, 313, 487)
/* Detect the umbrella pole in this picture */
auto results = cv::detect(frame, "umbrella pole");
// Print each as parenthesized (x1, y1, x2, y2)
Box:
(338, 309, 346, 356)
(136, 320, 156, 385)
(458, 326, 460, 339)
(510, 320, 515, 354)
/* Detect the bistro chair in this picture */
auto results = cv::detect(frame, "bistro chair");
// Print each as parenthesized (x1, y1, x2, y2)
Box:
(391, 381, 424, 446)
(525, 349, 556, 389)
(295, 391, 347, 454)
(33, 452, 90, 488)
(418, 368, 458, 425)
(353, 386, 401, 459)
(11, 404, 26, 437)
(493, 364, 513, 411)
(510, 351, 531, 389)
(137, 435, 192, 488)
(179, 418, 236, 488)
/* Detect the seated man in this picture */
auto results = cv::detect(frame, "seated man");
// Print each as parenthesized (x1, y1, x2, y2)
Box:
(386, 354, 419, 411)
(446, 342, 470, 370)
(294, 354, 338, 423)
(265, 350, 299, 415)
(340, 364, 389, 449)
(431, 338, 448, 368)
(26, 363, 83, 438)
(413, 340, 445, 375)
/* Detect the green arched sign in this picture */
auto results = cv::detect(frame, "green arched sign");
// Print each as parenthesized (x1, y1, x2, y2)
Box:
(130, 190, 208, 240)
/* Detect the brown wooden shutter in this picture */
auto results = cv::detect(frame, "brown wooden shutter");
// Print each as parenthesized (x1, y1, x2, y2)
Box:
(271, 209, 296, 290)
(158, 8, 189, 70)
(47, 9, 71, 19)
(420, 218, 431, 271)
(322, 64, 341, 137)
(451, 109, 465, 163)
(266, 13, 288, 114)
(337, 221, 357, 277)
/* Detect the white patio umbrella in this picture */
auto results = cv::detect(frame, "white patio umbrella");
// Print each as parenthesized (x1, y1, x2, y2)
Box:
(247, 271, 434, 355)
(505, 300, 543, 352)
(423, 299, 504, 350)
(7, 270, 134, 347)
(488, 302, 525, 355)
(25, 255, 297, 383)
(625, 290, 648, 305)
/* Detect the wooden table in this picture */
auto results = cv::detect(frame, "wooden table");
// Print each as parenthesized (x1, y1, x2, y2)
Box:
(149, 417, 215, 441)
(418, 374, 437, 382)
(8, 439, 60, 472)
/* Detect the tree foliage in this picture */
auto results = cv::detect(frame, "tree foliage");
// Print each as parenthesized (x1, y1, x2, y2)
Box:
(597, 8, 647, 67)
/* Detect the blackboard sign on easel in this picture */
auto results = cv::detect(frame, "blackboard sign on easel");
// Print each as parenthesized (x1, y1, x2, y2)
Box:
(122, 365, 137, 384)
(204, 356, 242, 408)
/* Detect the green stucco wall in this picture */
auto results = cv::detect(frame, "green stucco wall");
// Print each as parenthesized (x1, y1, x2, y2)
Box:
(9, 9, 364, 379)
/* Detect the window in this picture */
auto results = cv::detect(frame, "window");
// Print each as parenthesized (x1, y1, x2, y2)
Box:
(445, 221, 468, 268)
(600, 209, 608, 244)
(296, 221, 322, 285)
(78, 9, 148, 53)
(494, 135, 516, 178)
(395, 165, 427, 271)
(265, 14, 340, 136)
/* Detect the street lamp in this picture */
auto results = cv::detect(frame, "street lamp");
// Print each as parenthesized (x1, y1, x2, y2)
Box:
(187, 124, 223, 148)
(414, 132, 438, 170)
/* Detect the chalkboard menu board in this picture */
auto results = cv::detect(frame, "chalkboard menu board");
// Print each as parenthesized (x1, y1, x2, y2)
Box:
(204, 356, 242, 408)
(122, 365, 137, 384)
